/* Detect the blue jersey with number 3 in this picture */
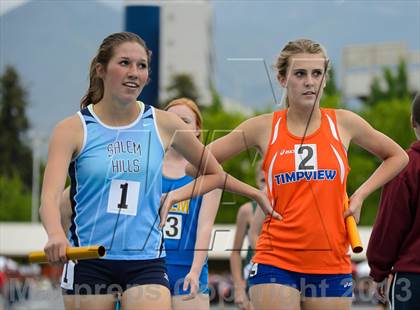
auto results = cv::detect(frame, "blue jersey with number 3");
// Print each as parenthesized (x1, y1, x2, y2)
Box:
(162, 175, 205, 266)
(68, 102, 165, 260)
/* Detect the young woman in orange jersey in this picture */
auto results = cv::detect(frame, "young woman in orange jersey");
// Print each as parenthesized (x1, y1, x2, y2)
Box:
(189, 39, 408, 309)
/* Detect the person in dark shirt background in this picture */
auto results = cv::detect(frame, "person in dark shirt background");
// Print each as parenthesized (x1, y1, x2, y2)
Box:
(367, 93, 420, 310)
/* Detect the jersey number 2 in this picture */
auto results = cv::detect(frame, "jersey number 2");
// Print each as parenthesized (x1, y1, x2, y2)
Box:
(294, 144, 318, 171)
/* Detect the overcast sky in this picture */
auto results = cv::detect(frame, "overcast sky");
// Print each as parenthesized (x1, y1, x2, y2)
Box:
(0, 0, 124, 15)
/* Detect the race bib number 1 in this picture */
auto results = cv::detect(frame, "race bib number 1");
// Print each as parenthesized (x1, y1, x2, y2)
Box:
(107, 179, 140, 216)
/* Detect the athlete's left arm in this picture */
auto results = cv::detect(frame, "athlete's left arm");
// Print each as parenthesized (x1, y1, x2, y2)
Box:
(337, 109, 409, 222)
(182, 189, 223, 300)
(60, 187, 72, 234)
(156, 110, 224, 226)
(156, 110, 277, 226)
(249, 206, 265, 249)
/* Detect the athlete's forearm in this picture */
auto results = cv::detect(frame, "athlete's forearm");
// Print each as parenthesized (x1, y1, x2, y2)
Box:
(249, 208, 265, 249)
(230, 251, 245, 288)
(185, 168, 260, 202)
(222, 174, 280, 219)
(189, 250, 207, 276)
(40, 173, 67, 238)
(172, 130, 224, 180)
(40, 192, 66, 238)
(220, 174, 252, 199)
(172, 171, 263, 204)
(190, 226, 212, 275)
(185, 163, 198, 178)
(190, 190, 221, 274)
(170, 174, 224, 203)
(39, 121, 76, 240)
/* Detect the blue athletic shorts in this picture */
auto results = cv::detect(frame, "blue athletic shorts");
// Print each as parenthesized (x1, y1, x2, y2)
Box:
(61, 258, 169, 295)
(248, 263, 353, 298)
(167, 264, 209, 295)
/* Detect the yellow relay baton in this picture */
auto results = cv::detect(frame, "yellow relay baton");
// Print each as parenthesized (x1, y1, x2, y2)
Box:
(28, 245, 106, 264)
(344, 197, 363, 254)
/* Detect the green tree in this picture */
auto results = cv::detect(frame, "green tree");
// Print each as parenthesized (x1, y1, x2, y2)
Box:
(348, 97, 414, 225)
(363, 98, 414, 149)
(365, 59, 411, 106)
(0, 66, 33, 189)
(201, 92, 260, 223)
(343, 59, 413, 224)
(321, 65, 343, 109)
(0, 175, 31, 221)
(324, 66, 339, 97)
(165, 73, 201, 106)
(206, 86, 223, 113)
(396, 60, 410, 99)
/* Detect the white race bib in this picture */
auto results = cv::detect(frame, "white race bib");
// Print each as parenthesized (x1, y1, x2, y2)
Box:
(61, 261, 75, 290)
(107, 179, 140, 216)
(294, 144, 318, 171)
(164, 214, 183, 239)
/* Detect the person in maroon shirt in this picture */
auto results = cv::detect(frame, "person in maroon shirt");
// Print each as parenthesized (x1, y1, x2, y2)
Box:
(367, 93, 420, 309)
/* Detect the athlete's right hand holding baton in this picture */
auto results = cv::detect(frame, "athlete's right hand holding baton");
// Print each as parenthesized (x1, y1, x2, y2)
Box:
(343, 195, 363, 253)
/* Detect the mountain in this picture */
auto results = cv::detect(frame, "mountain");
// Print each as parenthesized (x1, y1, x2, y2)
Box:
(1, 0, 418, 143)
(0, 0, 123, 141)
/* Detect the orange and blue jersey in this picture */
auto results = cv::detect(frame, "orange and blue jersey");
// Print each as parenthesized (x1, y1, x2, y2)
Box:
(253, 108, 352, 274)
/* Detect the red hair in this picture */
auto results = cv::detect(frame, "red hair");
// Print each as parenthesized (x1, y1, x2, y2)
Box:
(164, 98, 203, 141)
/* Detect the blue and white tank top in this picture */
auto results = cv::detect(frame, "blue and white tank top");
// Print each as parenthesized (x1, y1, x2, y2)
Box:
(68, 101, 165, 260)
(162, 175, 206, 267)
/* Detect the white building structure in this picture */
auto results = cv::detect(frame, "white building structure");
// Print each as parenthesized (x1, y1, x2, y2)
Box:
(125, 0, 214, 104)
(341, 42, 420, 100)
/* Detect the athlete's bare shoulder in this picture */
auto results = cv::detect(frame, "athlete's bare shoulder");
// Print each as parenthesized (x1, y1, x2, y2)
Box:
(241, 112, 274, 154)
(52, 114, 84, 141)
(59, 113, 84, 128)
(335, 109, 367, 147)
(235, 201, 254, 228)
(154, 108, 188, 150)
(245, 113, 273, 127)
(48, 113, 84, 159)
(238, 201, 254, 215)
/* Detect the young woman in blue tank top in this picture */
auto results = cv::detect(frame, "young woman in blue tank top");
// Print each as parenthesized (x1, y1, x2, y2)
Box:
(162, 98, 222, 310)
(39, 32, 274, 310)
